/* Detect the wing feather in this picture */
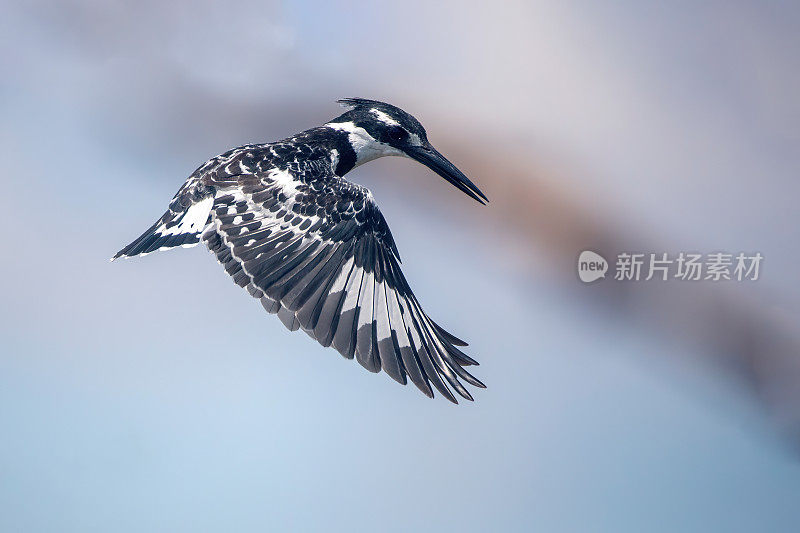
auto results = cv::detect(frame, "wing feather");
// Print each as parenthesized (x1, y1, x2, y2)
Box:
(388, 285, 430, 396)
(313, 255, 357, 347)
(203, 165, 482, 402)
(333, 252, 365, 360)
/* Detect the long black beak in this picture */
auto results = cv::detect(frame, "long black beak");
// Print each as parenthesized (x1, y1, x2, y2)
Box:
(406, 144, 488, 205)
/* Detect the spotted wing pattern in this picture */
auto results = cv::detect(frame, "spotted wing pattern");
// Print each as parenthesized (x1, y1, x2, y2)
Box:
(202, 157, 483, 403)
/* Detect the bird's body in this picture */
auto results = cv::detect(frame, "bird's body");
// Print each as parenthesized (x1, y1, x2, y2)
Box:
(114, 98, 487, 403)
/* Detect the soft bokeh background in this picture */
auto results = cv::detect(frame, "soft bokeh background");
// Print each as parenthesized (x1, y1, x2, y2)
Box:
(1, 1, 799, 531)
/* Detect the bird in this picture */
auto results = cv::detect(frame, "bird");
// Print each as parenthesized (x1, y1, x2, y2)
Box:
(113, 98, 488, 403)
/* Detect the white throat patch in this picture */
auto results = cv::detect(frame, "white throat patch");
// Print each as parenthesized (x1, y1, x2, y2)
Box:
(326, 121, 404, 167)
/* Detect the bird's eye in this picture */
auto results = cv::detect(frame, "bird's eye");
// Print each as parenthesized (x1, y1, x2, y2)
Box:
(386, 126, 408, 143)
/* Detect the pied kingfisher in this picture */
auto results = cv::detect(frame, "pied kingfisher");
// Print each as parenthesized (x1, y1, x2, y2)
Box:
(113, 98, 488, 403)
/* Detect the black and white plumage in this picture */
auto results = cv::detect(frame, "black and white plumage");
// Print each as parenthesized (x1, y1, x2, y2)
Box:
(113, 98, 488, 403)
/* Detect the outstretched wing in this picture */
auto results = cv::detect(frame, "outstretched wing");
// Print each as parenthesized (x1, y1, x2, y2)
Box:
(203, 169, 484, 403)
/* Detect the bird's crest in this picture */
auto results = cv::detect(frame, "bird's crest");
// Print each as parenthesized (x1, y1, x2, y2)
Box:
(337, 97, 389, 109)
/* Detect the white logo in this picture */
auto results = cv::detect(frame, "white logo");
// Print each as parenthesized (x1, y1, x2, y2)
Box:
(578, 251, 608, 283)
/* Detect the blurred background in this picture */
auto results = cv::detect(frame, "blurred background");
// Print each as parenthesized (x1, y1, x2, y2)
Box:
(1, 1, 799, 531)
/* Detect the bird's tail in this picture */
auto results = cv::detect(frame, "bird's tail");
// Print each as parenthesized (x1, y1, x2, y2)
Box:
(111, 196, 214, 261)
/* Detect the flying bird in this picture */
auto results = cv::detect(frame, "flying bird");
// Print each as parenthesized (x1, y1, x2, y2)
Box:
(113, 98, 488, 402)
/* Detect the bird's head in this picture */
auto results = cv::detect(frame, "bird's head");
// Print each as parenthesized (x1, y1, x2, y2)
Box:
(326, 98, 488, 205)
